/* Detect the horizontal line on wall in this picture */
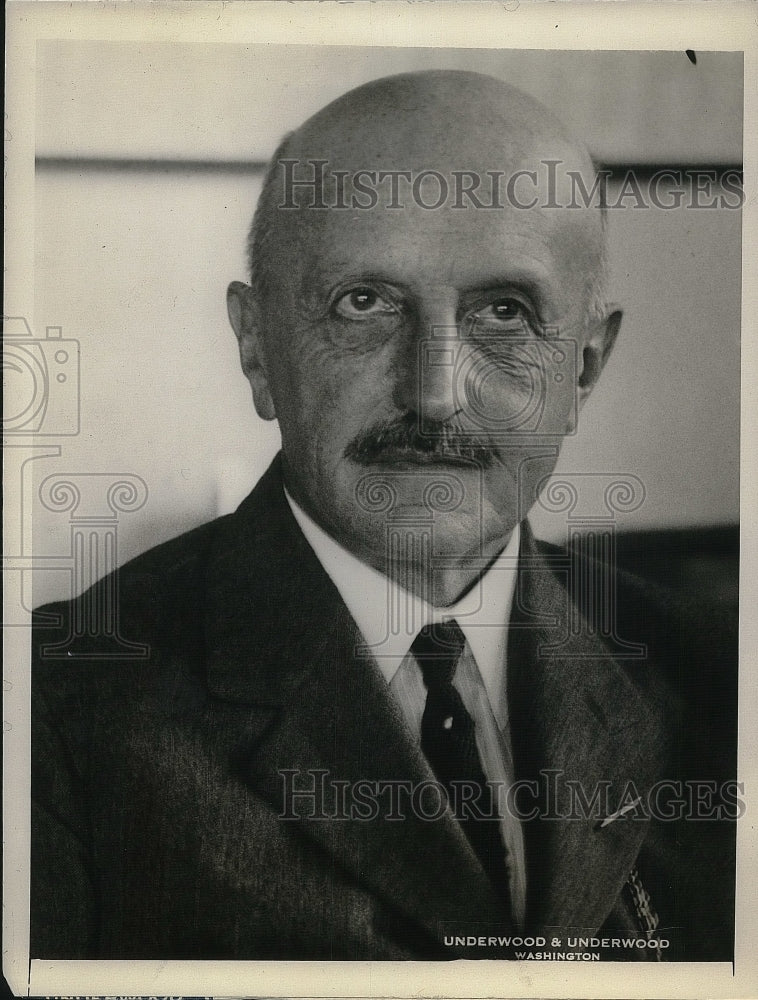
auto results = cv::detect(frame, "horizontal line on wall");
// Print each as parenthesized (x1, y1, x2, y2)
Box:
(35, 156, 272, 174)
(35, 156, 743, 177)
(604, 164, 742, 179)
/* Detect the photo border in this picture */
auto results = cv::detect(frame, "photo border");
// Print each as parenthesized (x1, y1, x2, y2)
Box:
(4, 2, 757, 997)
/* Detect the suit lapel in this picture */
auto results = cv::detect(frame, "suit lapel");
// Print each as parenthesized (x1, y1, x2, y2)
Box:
(202, 459, 511, 954)
(509, 525, 670, 935)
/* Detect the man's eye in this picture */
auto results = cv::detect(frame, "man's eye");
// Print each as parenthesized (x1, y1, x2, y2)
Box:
(473, 298, 529, 323)
(334, 287, 397, 318)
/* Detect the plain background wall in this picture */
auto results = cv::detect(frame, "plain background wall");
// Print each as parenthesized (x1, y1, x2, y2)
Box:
(26, 44, 742, 605)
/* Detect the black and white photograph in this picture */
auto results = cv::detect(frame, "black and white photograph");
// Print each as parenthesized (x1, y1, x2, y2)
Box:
(4, 2, 756, 997)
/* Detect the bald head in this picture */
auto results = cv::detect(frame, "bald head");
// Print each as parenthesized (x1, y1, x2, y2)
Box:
(247, 70, 607, 320)
(288, 69, 591, 172)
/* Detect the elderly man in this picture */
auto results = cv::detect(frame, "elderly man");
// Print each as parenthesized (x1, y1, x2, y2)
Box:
(31, 70, 736, 962)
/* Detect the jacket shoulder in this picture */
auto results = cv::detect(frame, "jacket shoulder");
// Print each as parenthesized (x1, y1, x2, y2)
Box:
(34, 513, 232, 650)
(534, 534, 737, 660)
(534, 535, 737, 778)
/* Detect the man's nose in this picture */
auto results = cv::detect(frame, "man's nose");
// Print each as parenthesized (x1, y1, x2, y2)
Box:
(392, 301, 462, 422)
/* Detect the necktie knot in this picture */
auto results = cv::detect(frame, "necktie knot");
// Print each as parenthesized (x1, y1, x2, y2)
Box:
(410, 620, 466, 688)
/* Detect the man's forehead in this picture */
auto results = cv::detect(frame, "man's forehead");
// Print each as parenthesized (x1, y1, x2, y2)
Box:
(270, 156, 602, 298)
(294, 208, 567, 286)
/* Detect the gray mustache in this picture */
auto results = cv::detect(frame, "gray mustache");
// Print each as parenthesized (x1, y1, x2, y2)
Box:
(344, 413, 497, 468)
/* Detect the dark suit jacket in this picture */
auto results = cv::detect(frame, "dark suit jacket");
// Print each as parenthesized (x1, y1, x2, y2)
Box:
(31, 456, 737, 961)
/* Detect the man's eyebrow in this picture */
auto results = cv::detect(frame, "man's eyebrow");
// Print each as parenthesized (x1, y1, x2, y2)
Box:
(304, 268, 553, 296)
(299, 267, 407, 299)
(459, 276, 548, 303)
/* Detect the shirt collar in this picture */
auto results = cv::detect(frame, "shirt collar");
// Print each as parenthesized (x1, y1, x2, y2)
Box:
(283, 487, 520, 716)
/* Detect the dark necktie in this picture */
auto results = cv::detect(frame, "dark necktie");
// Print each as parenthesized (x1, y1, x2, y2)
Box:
(411, 621, 511, 908)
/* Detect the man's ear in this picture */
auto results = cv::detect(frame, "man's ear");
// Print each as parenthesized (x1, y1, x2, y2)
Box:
(577, 307, 623, 410)
(227, 281, 277, 421)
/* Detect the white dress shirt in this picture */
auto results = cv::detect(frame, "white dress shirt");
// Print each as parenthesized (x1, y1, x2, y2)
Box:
(284, 488, 526, 927)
